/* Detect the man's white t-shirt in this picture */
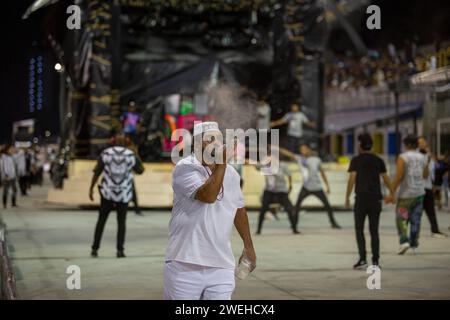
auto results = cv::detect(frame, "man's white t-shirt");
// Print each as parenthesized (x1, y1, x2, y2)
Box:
(165, 155, 245, 270)
(257, 104, 271, 130)
(398, 150, 427, 198)
(282, 111, 309, 138)
(424, 156, 435, 190)
(295, 155, 323, 191)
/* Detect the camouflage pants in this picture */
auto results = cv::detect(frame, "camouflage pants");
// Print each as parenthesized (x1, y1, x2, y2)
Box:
(396, 196, 424, 248)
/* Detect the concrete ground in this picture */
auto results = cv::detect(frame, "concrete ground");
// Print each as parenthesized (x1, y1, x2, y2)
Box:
(1, 182, 450, 300)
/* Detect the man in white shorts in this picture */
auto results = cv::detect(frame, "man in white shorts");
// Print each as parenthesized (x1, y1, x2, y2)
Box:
(164, 121, 257, 300)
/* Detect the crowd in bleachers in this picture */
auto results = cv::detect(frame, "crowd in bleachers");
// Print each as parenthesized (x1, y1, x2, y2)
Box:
(325, 49, 419, 91)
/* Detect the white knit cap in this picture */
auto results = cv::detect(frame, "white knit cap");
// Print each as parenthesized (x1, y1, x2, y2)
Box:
(193, 121, 220, 136)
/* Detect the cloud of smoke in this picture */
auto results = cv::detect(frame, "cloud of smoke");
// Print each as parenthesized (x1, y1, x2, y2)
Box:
(205, 82, 258, 132)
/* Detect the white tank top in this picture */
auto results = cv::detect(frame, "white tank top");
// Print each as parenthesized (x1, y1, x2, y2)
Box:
(398, 150, 427, 198)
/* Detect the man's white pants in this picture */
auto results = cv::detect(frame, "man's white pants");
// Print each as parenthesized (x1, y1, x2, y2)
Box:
(163, 260, 235, 300)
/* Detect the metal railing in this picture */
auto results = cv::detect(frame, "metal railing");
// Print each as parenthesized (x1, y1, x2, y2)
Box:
(0, 219, 17, 300)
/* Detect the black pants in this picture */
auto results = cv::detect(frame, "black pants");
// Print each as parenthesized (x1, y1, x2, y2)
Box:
(288, 136, 301, 154)
(92, 197, 128, 251)
(295, 188, 338, 227)
(258, 191, 296, 233)
(423, 188, 440, 233)
(2, 179, 17, 207)
(132, 180, 140, 213)
(33, 167, 43, 186)
(354, 197, 381, 262)
(19, 176, 28, 195)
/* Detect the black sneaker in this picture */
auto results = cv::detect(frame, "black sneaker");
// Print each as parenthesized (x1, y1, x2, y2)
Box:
(117, 251, 126, 258)
(91, 250, 98, 258)
(353, 260, 368, 270)
(292, 229, 301, 234)
(331, 223, 342, 229)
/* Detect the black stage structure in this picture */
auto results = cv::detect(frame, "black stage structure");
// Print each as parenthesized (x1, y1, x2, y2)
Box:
(23, 0, 329, 162)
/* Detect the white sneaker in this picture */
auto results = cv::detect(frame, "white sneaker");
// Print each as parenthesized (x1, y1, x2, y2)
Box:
(265, 211, 274, 220)
(431, 232, 448, 239)
(397, 243, 410, 255)
(411, 247, 419, 255)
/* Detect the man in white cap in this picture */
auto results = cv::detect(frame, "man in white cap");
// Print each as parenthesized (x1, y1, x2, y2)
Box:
(164, 121, 257, 300)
